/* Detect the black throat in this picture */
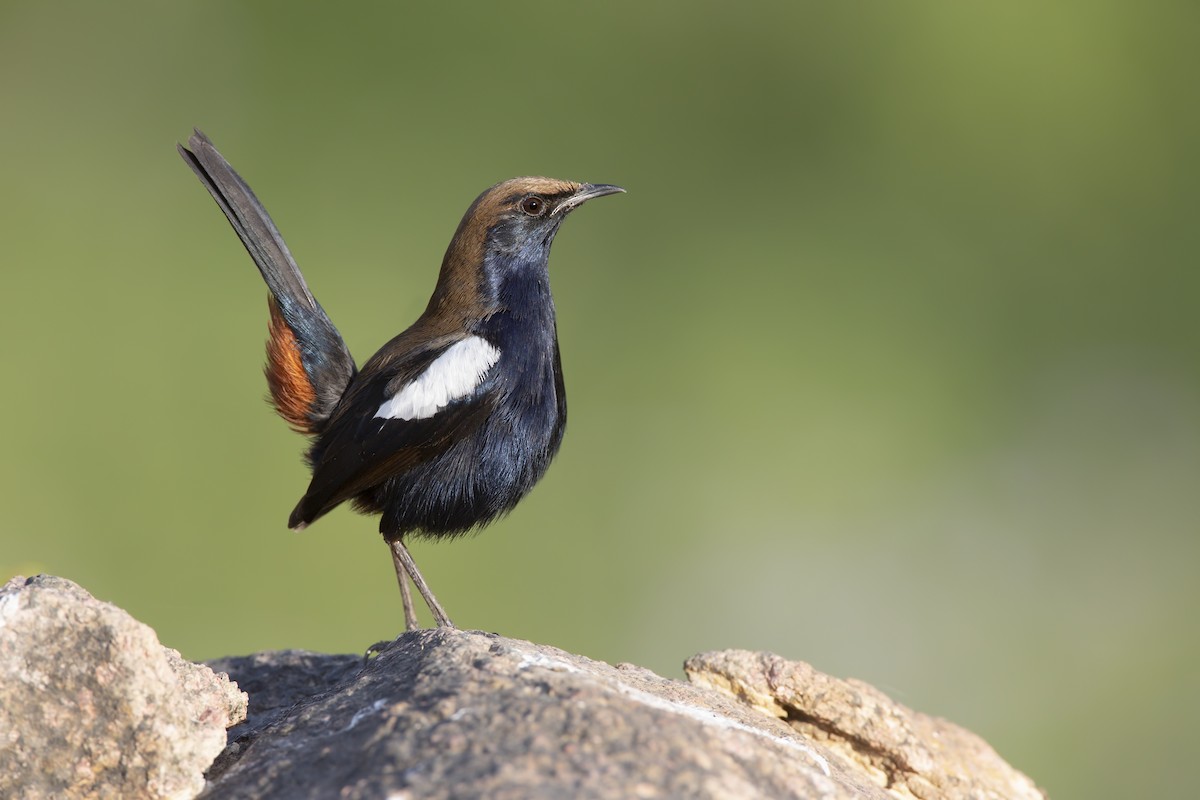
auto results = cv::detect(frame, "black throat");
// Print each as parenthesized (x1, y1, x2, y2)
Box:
(479, 251, 562, 397)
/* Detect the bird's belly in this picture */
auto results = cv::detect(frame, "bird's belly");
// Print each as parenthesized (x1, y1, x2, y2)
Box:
(376, 371, 565, 539)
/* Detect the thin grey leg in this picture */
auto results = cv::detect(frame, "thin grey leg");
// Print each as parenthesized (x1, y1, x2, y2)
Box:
(390, 546, 420, 631)
(389, 538, 454, 629)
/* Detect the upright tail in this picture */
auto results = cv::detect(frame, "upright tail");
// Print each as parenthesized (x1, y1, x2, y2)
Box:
(178, 129, 356, 435)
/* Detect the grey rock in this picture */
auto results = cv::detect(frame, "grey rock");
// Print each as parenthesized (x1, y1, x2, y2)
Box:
(202, 630, 887, 800)
(0, 575, 247, 800)
(0, 576, 1044, 799)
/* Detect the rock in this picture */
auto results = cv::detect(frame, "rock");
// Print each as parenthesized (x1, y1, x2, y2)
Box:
(0, 576, 1044, 799)
(0, 575, 247, 800)
(205, 650, 362, 743)
(205, 630, 864, 800)
(202, 630, 1042, 800)
(685, 650, 1046, 800)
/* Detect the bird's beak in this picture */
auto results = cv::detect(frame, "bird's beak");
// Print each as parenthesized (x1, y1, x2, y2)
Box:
(552, 183, 626, 215)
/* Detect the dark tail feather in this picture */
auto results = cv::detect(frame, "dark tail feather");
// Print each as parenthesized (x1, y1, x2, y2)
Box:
(178, 129, 355, 433)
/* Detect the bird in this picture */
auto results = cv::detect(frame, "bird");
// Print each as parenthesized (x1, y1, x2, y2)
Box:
(177, 130, 623, 630)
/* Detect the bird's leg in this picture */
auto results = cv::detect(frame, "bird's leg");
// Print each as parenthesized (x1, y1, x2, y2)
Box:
(388, 538, 454, 629)
(399, 575, 419, 632)
(390, 549, 420, 632)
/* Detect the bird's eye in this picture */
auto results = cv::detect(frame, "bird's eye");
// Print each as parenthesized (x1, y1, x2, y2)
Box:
(519, 196, 547, 216)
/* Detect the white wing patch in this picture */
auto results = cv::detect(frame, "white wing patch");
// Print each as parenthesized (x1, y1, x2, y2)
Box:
(374, 336, 501, 421)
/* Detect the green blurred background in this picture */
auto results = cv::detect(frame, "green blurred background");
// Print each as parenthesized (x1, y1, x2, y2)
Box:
(2, 3, 1196, 797)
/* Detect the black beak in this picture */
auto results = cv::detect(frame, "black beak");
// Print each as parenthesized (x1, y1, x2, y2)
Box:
(552, 183, 626, 215)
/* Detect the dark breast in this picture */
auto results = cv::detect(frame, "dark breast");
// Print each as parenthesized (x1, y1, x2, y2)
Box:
(375, 273, 566, 539)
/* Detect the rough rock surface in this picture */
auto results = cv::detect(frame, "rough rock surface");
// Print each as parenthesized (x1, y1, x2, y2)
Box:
(204, 630, 873, 800)
(686, 650, 1046, 800)
(204, 631, 1044, 800)
(0, 575, 1044, 799)
(0, 575, 247, 800)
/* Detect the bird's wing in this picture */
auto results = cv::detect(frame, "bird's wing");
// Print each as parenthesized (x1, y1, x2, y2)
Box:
(178, 129, 357, 434)
(289, 333, 500, 528)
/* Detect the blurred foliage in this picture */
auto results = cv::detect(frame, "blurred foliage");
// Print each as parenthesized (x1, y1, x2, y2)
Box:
(1, 3, 1196, 797)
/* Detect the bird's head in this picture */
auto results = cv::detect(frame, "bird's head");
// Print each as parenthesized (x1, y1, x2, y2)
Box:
(474, 177, 624, 260)
(429, 177, 623, 320)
